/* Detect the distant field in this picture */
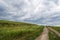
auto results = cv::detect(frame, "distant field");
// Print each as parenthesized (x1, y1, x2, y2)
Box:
(0, 20, 44, 40)
(0, 20, 60, 40)
(51, 27, 60, 32)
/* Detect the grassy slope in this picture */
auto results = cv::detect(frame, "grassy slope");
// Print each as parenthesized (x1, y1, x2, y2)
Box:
(0, 20, 44, 40)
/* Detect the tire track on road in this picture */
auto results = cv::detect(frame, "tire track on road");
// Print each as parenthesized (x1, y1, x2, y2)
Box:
(35, 27, 49, 40)
(48, 27, 60, 37)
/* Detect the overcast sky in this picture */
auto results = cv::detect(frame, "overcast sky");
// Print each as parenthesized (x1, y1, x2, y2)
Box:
(0, 0, 60, 25)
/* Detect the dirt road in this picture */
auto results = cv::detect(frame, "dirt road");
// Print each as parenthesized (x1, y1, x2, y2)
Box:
(48, 27, 60, 37)
(35, 27, 49, 40)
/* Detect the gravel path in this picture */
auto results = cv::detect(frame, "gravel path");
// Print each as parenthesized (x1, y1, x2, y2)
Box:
(35, 27, 49, 40)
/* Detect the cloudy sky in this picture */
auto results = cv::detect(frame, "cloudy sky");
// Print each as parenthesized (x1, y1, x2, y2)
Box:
(0, 0, 60, 25)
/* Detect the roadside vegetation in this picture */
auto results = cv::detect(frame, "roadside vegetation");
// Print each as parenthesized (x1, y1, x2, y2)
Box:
(49, 31, 60, 40)
(0, 20, 60, 40)
(0, 20, 44, 40)
(51, 27, 60, 32)
(48, 27, 60, 40)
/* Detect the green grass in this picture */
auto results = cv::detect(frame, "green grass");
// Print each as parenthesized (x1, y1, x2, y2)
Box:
(0, 20, 44, 40)
(49, 27, 60, 40)
(49, 31, 60, 40)
(51, 27, 60, 32)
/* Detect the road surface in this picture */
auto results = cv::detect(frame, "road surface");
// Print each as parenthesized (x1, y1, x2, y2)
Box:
(35, 27, 49, 40)
(48, 27, 60, 37)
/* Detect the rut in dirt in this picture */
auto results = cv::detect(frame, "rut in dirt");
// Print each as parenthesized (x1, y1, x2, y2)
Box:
(35, 27, 49, 40)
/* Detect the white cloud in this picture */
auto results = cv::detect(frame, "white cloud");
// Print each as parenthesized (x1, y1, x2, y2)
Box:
(0, 0, 60, 25)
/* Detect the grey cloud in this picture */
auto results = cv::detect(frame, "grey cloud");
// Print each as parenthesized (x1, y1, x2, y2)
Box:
(0, 0, 60, 25)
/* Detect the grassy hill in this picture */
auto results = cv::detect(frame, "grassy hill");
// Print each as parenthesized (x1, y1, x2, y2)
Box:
(0, 20, 44, 40)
